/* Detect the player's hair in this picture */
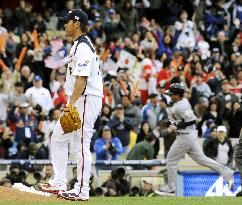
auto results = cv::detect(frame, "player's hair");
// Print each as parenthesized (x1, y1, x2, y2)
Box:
(80, 23, 88, 33)
(121, 94, 131, 100)
(144, 133, 157, 142)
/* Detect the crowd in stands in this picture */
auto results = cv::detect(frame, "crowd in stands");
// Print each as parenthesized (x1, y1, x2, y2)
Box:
(0, 0, 241, 196)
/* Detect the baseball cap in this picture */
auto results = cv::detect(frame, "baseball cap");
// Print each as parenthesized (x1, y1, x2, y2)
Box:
(222, 79, 229, 85)
(217, 126, 227, 133)
(142, 178, 153, 185)
(14, 82, 24, 87)
(19, 102, 30, 108)
(212, 47, 220, 53)
(34, 75, 42, 81)
(103, 125, 111, 131)
(60, 9, 88, 25)
(149, 93, 158, 99)
(199, 96, 209, 105)
(115, 104, 123, 110)
(108, 9, 116, 15)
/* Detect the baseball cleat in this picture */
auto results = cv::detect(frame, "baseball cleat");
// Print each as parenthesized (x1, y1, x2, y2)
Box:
(34, 183, 65, 194)
(58, 190, 88, 201)
(155, 189, 175, 197)
(236, 190, 242, 197)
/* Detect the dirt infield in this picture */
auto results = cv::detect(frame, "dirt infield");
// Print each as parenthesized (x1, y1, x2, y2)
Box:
(0, 187, 63, 202)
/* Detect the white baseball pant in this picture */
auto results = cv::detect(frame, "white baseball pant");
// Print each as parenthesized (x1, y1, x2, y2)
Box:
(49, 95, 102, 199)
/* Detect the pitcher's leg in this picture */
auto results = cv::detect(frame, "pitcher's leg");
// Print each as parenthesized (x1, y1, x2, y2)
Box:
(77, 128, 93, 199)
(73, 96, 102, 199)
(49, 120, 69, 188)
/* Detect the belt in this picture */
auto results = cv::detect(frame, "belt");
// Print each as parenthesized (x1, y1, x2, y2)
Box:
(177, 132, 189, 135)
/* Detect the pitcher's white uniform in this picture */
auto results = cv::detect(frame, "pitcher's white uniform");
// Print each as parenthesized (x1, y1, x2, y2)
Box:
(49, 34, 103, 200)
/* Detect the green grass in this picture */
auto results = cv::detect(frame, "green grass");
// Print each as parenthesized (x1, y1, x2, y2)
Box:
(0, 197, 241, 205)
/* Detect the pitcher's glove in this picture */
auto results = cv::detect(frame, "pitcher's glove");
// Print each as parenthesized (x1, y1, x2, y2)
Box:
(60, 105, 81, 134)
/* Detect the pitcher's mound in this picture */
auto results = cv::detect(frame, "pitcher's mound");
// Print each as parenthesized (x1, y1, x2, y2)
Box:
(0, 187, 63, 202)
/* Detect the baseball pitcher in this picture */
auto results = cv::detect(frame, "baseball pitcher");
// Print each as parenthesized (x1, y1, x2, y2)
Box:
(35, 9, 103, 201)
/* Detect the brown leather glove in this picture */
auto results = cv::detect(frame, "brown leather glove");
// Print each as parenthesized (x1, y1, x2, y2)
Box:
(60, 105, 81, 134)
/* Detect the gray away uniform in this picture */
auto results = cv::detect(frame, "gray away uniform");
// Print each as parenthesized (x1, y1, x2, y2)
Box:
(165, 97, 233, 192)
(234, 133, 242, 187)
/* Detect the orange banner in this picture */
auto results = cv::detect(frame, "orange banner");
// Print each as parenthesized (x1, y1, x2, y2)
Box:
(32, 29, 39, 49)
(119, 80, 128, 95)
(100, 49, 109, 61)
(15, 47, 27, 71)
(131, 80, 141, 99)
(0, 34, 7, 53)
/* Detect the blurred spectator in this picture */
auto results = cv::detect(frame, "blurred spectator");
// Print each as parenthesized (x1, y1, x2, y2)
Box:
(203, 0, 227, 37)
(174, 10, 195, 50)
(141, 93, 160, 129)
(203, 126, 218, 156)
(157, 58, 173, 90)
(136, 121, 150, 143)
(38, 165, 52, 183)
(140, 31, 158, 51)
(18, 142, 47, 160)
(198, 102, 222, 136)
(43, 8, 58, 30)
(129, 186, 140, 196)
(203, 126, 233, 166)
(108, 104, 134, 153)
(223, 101, 242, 138)
(102, 167, 130, 196)
(14, 0, 32, 35)
(18, 142, 48, 176)
(127, 133, 156, 161)
(33, 13, 46, 34)
(229, 77, 241, 100)
(203, 119, 217, 139)
(0, 84, 8, 122)
(0, 128, 17, 159)
(8, 82, 27, 108)
(116, 0, 138, 36)
(157, 96, 168, 122)
(58, 0, 74, 29)
(15, 102, 37, 144)
(140, 179, 155, 197)
(121, 95, 142, 133)
(103, 9, 125, 42)
(0, 178, 12, 187)
(25, 75, 54, 115)
(215, 80, 238, 116)
(94, 125, 123, 160)
(201, 17, 240, 62)
(20, 65, 34, 91)
(228, 0, 242, 23)
(5, 164, 29, 186)
(191, 74, 212, 99)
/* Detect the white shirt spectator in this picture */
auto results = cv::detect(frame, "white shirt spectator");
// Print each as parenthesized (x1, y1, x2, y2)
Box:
(0, 93, 8, 121)
(25, 75, 54, 114)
